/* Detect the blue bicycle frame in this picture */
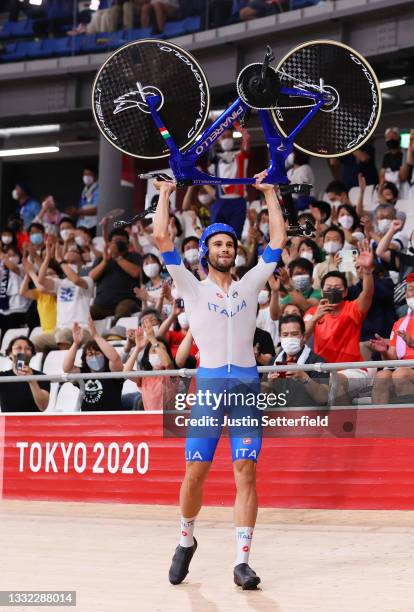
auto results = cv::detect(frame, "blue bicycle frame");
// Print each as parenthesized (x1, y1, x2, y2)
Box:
(145, 85, 325, 186)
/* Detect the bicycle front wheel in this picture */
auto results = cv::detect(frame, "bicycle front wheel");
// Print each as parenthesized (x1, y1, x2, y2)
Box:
(271, 40, 382, 158)
(92, 39, 210, 159)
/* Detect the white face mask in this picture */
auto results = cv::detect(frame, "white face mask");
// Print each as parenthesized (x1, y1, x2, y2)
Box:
(292, 274, 311, 292)
(259, 222, 269, 236)
(83, 174, 94, 186)
(1, 235, 12, 245)
(338, 215, 354, 230)
(143, 324, 160, 339)
(177, 312, 189, 330)
(407, 297, 414, 311)
(300, 250, 314, 262)
(235, 254, 246, 267)
(377, 218, 392, 233)
(75, 235, 86, 247)
(60, 229, 72, 241)
(143, 263, 160, 278)
(220, 137, 234, 151)
(149, 352, 163, 369)
(258, 290, 270, 305)
(198, 193, 212, 205)
(9, 256, 19, 265)
(324, 240, 341, 255)
(12, 188, 19, 200)
(352, 231, 365, 243)
(184, 248, 199, 265)
(280, 337, 302, 356)
(329, 198, 343, 208)
(171, 287, 180, 300)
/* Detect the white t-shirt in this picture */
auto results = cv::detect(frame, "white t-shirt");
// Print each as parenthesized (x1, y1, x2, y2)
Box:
(256, 306, 279, 346)
(53, 276, 94, 328)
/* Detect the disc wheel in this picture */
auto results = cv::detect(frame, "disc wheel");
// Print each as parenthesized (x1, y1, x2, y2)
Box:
(271, 40, 382, 158)
(92, 39, 210, 159)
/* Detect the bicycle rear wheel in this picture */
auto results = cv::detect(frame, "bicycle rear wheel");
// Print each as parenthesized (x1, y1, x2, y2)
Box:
(92, 39, 210, 159)
(271, 40, 381, 158)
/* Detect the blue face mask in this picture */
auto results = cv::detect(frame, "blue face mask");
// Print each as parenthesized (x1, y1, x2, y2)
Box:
(30, 233, 43, 246)
(86, 355, 105, 371)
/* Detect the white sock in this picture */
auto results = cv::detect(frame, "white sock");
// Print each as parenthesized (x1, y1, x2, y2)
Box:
(235, 526, 254, 566)
(180, 516, 196, 547)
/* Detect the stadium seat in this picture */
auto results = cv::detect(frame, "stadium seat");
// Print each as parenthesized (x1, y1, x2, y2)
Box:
(107, 29, 127, 50)
(291, 0, 323, 8)
(162, 19, 187, 38)
(93, 316, 114, 335)
(29, 352, 44, 371)
(0, 356, 12, 371)
(0, 19, 34, 40)
(125, 27, 152, 42)
(122, 380, 139, 396)
(29, 326, 43, 340)
(117, 316, 139, 330)
(43, 350, 68, 374)
(348, 184, 378, 211)
(53, 382, 81, 412)
(0, 327, 29, 355)
(2, 41, 28, 62)
(183, 16, 201, 33)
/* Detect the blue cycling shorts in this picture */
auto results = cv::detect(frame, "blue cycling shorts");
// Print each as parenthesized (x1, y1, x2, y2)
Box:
(185, 364, 263, 463)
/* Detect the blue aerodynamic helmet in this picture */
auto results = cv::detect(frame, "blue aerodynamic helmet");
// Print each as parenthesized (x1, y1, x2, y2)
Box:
(198, 223, 238, 273)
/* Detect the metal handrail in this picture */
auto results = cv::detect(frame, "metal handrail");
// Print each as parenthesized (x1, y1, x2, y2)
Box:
(0, 358, 412, 384)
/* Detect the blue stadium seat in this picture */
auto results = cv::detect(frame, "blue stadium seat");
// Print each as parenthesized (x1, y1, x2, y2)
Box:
(2, 41, 28, 62)
(0, 21, 13, 40)
(0, 18, 34, 40)
(291, 0, 323, 8)
(23, 39, 46, 59)
(184, 15, 201, 33)
(125, 27, 153, 42)
(107, 30, 127, 50)
(80, 33, 110, 53)
(162, 19, 186, 38)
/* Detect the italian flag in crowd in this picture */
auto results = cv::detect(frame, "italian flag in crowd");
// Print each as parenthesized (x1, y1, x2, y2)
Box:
(159, 127, 171, 140)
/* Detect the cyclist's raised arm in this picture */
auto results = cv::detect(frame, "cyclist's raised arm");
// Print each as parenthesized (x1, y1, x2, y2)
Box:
(153, 180, 176, 252)
(253, 173, 287, 251)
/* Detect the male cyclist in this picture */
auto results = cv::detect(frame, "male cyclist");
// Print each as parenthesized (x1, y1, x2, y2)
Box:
(153, 172, 287, 589)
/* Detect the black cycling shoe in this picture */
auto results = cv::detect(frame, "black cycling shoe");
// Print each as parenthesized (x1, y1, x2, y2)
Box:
(234, 563, 261, 590)
(168, 538, 198, 585)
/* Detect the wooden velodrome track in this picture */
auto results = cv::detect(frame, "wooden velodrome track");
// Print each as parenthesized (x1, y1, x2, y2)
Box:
(1, 501, 414, 611)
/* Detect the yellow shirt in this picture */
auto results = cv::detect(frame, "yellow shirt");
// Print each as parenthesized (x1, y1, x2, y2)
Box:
(33, 289, 57, 333)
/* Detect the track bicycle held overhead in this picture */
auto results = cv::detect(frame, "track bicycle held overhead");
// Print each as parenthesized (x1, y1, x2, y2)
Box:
(92, 38, 381, 235)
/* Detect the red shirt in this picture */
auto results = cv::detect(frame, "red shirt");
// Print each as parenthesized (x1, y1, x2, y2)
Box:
(389, 316, 414, 360)
(167, 330, 198, 359)
(304, 300, 366, 363)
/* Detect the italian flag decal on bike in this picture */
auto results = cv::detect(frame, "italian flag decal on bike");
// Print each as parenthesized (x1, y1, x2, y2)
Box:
(159, 127, 171, 140)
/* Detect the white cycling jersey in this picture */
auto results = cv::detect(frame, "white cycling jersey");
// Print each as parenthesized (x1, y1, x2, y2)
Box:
(162, 246, 282, 370)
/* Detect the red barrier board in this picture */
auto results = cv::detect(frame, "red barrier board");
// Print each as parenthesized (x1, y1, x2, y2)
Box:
(1, 413, 414, 509)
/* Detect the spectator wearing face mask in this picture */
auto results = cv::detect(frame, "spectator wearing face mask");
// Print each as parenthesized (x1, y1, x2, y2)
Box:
(33, 241, 94, 352)
(279, 257, 321, 312)
(208, 125, 250, 239)
(34, 196, 63, 236)
(371, 274, 414, 404)
(304, 242, 375, 402)
(0, 228, 18, 254)
(124, 320, 179, 411)
(134, 252, 170, 308)
(263, 315, 328, 407)
(180, 236, 202, 278)
(380, 128, 404, 189)
(309, 200, 332, 238)
(89, 228, 142, 321)
(363, 205, 408, 254)
(65, 166, 99, 235)
(0, 336, 49, 413)
(11, 182, 40, 230)
(26, 222, 45, 269)
(74, 226, 100, 266)
(0, 246, 32, 336)
(325, 180, 352, 211)
(55, 217, 77, 262)
(313, 227, 358, 289)
(289, 237, 323, 266)
(63, 319, 123, 411)
(334, 204, 361, 248)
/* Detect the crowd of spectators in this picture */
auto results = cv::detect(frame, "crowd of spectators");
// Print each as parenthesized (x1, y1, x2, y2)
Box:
(1, 125, 414, 413)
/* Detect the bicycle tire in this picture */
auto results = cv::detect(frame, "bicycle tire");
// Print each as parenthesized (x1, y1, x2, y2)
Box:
(271, 40, 382, 158)
(92, 39, 210, 160)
